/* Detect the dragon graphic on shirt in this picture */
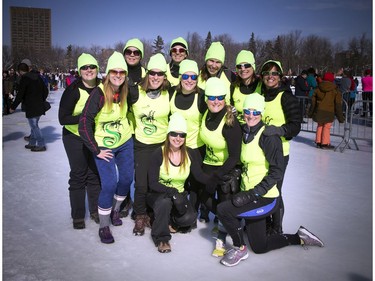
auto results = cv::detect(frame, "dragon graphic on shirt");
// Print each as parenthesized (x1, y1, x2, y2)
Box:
(101, 118, 123, 147)
(205, 145, 220, 163)
(140, 110, 157, 135)
(160, 178, 173, 187)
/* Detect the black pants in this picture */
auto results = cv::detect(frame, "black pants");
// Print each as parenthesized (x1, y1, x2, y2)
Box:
(217, 197, 300, 253)
(133, 140, 162, 216)
(362, 91, 373, 116)
(62, 131, 101, 219)
(147, 192, 197, 244)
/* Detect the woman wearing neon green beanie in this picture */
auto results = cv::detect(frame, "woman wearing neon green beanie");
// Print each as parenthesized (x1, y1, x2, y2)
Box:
(58, 53, 102, 229)
(230, 50, 262, 124)
(166, 37, 189, 86)
(198, 41, 237, 103)
(128, 53, 171, 236)
(79, 51, 134, 244)
(259, 60, 302, 235)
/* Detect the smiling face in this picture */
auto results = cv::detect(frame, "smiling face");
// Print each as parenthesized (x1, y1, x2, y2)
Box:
(244, 108, 262, 127)
(168, 131, 186, 150)
(170, 44, 187, 64)
(181, 71, 198, 94)
(147, 69, 166, 90)
(206, 95, 226, 113)
(108, 68, 126, 90)
(206, 59, 222, 76)
(80, 65, 98, 85)
(262, 66, 281, 89)
(124, 47, 141, 66)
(236, 62, 254, 83)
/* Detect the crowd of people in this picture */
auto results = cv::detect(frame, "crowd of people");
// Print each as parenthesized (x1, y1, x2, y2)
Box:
(5, 37, 372, 267)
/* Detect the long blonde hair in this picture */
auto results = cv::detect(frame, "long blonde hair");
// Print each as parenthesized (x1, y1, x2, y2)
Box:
(162, 134, 188, 175)
(102, 76, 128, 112)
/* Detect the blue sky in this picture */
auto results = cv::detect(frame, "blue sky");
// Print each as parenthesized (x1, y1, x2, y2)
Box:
(2, 0, 373, 48)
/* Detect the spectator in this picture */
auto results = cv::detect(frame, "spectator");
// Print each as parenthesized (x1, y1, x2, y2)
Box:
(306, 67, 317, 98)
(3, 70, 13, 115)
(294, 70, 310, 120)
(66, 70, 77, 87)
(361, 69, 373, 117)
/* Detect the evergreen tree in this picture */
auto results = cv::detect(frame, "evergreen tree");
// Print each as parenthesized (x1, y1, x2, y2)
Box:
(205, 32, 212, 52)
(152, 35, 165, 55)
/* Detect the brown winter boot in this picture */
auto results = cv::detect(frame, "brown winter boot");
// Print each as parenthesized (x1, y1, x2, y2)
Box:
(133, 215, 147, 236)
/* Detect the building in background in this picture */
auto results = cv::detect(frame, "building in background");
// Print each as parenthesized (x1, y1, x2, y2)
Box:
(10, 6, 51, 61)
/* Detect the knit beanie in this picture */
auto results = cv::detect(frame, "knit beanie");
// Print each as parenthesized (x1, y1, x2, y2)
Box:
(147, 53, 167, 72)
(323, 72, 335, 82)
(21, 59, 32, 67)
(179, 59, 199, 75)
(77, 53, 99, 75)
(236, 50, 256, 71)
(243, 93, 265, 112)
(106, 51, 128, 75)
(205, 42, 225, 63)
(123, 38, 144, 58)
(170, 37, 189, 55)
(261, 60, 283, 75)
(167, 112, 187, 133)
(205, 77, 227, 97)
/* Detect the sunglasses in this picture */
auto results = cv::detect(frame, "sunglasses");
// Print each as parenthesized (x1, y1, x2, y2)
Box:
(124, 49, 141, 56)
(169, 131, 187, 138)
(80, 65, 97, 71)
(243, 109, 262, 116)
(262, 71, 280, 77)
(206, 95, 226, 101)
(236, 63, 252, 69)
(148, 70, 165, 77)
(109, 70, 126, 76)
(171, 47, 186, 54)
(181, 74, 198, 81)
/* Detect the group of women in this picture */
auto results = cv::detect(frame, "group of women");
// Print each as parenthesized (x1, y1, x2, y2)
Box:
(58, 37, 324, 267)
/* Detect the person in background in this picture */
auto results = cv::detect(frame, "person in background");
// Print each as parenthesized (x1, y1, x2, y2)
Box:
(260, 60, 302, 235)
(308, 72, 345, 149)
(338, 70, 352, 115)
(166, 37, 189, 87)
(147, 112, 210, 253)
(169, 59, 207, 221)
(119, 38, 146, 219)
(306, 67, 317, 98)
(66, 70, 77, 87)
(230, 50, 261, 124)
(361, 69, 373, 117)
(294, 69, 310, 121)
(79, 51, 134, 244)
(3, 70, 13, 115)
(10, 62, 49, 152)
(58, 53, 102, 229)
(128, 53, 171, 236)
(199, 77, 242, 258)
(198, 42, 237, 104)
(217, 93, 324, 267)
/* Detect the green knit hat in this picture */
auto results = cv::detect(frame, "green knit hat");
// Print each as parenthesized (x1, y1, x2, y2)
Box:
(205, 77, 227, 97)
(170, 37, 189, 55)
(77, 53, 99, 75)
(123, 38, 144, 58)
(205, 42, 225, 63)
(105, 51, 128, 75)
(236, 50, 256, 71)
(168, 112, 187, 133)
(243, 93, 265, 112)
(261, 60, 283, 75)
(179, 59, 198, 75)
(147, 53, 167, 72)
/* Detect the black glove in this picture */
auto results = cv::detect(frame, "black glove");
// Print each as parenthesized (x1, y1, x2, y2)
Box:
(165, 187, 179, 198)
(172, 191, 189, 215)
(232, 190, 258, 207)
(205, 173, 220, 194)
(263, 125, 286, 137)
(220, 168, 241, 194)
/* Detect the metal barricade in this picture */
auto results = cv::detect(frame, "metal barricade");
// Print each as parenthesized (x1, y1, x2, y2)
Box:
(298, 92, 372, 152)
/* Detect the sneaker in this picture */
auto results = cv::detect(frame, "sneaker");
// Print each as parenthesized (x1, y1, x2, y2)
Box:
(212, 239, 226, 257)
(157, 241, 171, 253)
(31, 146, 46, 152)
(25, 144, 36, 149)
(298, 226, 324, 247)
(133, 215, 146, 236)
(110, 210, 122, 226)
(99, 226, 114, 244)
(220, 245, 249, 267)
(90, 212, 99, 224)
(73, 219, 85, 229)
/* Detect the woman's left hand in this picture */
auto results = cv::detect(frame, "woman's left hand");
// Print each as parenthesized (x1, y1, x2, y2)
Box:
(97, 149, 113, 162)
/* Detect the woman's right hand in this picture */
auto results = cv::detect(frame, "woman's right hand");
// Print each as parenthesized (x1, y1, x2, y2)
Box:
(97, 149, 113, 162)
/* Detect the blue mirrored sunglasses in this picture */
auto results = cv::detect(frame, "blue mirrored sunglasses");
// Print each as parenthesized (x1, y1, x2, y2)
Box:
(206, 95, 225, 101)
(243, 109, 262, 116)
(181, 74, 198, 80)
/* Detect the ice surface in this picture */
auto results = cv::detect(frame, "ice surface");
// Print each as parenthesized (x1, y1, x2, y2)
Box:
(2, 89, 372, 281)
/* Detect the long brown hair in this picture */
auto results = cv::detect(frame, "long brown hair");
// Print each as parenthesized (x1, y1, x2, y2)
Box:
(162, 134, 189, 175)
(102, 75, 128, 112)
(139, 73, 170, 92)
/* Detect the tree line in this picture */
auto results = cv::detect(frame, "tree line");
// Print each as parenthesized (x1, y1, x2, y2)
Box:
(3, 30, 372, 76)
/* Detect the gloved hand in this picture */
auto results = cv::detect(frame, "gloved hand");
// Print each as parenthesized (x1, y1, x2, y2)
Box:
(165, 187, 179, 198)
(172, 191, 189, 215)
(263, 125, 286, 137)
(220, 168, 242, 194)
(232, 190, 258, 207)
(205, 173, 220, 194)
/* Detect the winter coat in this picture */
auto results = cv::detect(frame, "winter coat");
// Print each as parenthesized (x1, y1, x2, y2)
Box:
(11, 71, 48, 118)
(309, 81, 345, 124)
(294, 75, 309, 97)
